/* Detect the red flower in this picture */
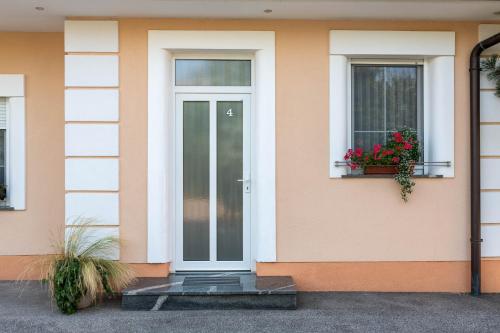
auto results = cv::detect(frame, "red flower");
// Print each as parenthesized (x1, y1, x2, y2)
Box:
(382, 149, 394, 156)
(350, 163, 359, 171)
(393, 132, 403, 143)
(403, 142, 413, 150)
(373, 144, 382, 160)
(344, 148, 353, 161)
(355, 148, 363, 157)
(392, 157, 400, 164)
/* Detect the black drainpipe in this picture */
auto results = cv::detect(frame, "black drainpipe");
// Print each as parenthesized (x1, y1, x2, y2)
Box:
(470, 32, 500, 296)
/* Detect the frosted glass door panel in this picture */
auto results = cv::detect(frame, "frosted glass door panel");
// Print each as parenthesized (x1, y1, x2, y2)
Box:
(216, 101, 244, 261)
(183, 101, 210, 261)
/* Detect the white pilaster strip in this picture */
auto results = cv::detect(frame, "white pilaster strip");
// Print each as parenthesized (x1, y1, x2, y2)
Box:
(64, 20, 120, 258)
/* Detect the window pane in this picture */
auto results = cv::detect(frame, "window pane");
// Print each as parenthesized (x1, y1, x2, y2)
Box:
(183, 101, 210, 261)
(352, 66, 385, 132)
(352, 65, 423, 152)
(176, 59, 251, 86)
(0, 129, 4, 185)
(386, 67, 418, 131)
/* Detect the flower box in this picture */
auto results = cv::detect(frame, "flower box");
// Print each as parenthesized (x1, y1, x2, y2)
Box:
(343, 128, 421, 201)
(363, 165, 398, 175)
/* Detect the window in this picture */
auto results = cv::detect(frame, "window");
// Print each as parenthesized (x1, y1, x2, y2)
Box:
(0, 98, 6, 202)
(350, 64, 423, 153)
(329, 30, 455, 178)
(0, 74, 26, 210)
(175, 59, 251, 86)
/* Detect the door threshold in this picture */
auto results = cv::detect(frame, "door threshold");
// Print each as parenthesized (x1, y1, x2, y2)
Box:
(173, 270, 252, 275)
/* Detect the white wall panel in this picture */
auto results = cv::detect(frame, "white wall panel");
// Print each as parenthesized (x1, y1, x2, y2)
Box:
(481, 91, 500, 123)
(65, 89, 119, 121)
(481, 125, 500, 156)
(65, 226, 119, 260)
(65, 21, 118, 52)
(481, 159, 500, 190)
(482, 225, 500, 257)
(65, 55, 119, 87)
(482, 192, 500, 223)
(65, 124, 119, 156)
(66, 193, 119, 225)
(65, 158, 119, 191)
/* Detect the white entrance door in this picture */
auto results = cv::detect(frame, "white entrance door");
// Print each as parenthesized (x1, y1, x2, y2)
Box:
(175, 94, 251, 270)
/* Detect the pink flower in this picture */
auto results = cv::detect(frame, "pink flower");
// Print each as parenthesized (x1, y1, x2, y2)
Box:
(382, 149, 394, 157)
(393, 132, 403, 143)
(350, 163, 359, 171)
(355, 148, 363, 157)
(403, 142, 413, 150)
(392, 157, 400, 164)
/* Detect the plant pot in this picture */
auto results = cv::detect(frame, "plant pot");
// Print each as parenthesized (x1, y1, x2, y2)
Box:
(77, 293, 94, 310)
(363, 162, 416, 175)
(363, 165, 398, 174)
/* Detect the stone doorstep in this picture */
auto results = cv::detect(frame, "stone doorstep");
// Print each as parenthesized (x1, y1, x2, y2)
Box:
(121, 273, 297, 310)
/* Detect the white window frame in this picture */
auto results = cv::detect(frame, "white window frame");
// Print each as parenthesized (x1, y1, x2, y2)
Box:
(147, 30, 276, 266)
(347, 59, 427, 173)
(329, 30, 455, 178)
(0, 74, 26, 210)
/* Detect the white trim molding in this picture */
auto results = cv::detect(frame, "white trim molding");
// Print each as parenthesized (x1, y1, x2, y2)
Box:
(329, 30, 455, 178)
(147, 30, 276, 265)
(0, 74, 25, 210)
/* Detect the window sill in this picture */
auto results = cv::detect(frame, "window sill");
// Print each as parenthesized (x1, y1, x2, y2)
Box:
(341, 174, 443, 179)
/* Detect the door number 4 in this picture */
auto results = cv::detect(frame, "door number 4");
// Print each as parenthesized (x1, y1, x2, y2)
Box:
(226, 109, 234, 117)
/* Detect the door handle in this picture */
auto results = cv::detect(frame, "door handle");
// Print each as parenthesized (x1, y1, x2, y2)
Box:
(236, 179, 251, 193)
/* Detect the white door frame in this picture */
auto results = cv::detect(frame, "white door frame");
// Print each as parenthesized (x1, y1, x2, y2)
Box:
(174, 93, 251, 271)
(147, 31, 276, 269)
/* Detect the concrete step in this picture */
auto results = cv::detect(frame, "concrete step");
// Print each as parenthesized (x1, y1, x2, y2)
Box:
(122, 272, 297, 310)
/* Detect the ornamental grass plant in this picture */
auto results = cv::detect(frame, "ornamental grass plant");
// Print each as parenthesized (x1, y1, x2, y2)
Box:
(23, 218, 136, 314)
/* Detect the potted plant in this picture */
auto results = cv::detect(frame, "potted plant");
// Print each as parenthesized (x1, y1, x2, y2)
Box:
(34, 218, 136, 314)
(344, 128, 421, 202)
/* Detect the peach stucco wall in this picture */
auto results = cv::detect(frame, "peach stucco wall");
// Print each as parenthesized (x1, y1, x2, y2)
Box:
(117, 19, 480, 263)
(0, 20, 490, 266)
(0, 32, 64, 255)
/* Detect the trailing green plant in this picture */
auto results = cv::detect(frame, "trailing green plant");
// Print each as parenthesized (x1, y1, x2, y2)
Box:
(29, 218, 136, 314)
(388, 128, 419, 202)
(481, 54, 500, 97)
(344, 127, 420, 202)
